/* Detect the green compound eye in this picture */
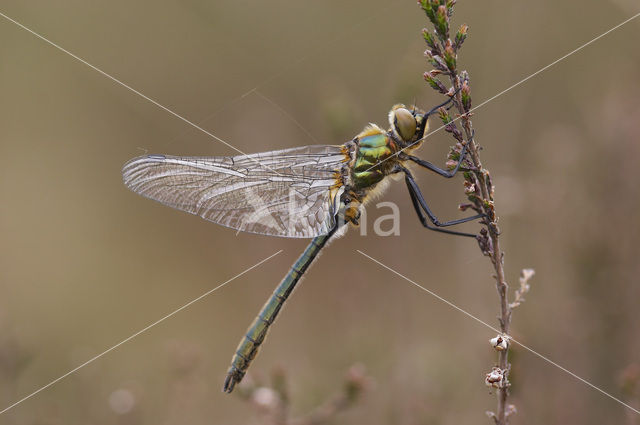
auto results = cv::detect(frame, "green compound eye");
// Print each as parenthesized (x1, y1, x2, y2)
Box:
(393, 107, 417, 142)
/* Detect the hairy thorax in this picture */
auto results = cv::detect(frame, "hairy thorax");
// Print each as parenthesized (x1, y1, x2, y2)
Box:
(339, 124, 404, 225)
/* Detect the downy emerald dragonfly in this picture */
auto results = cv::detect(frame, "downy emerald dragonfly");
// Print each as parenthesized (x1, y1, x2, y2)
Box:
(122, 94, 483, 393)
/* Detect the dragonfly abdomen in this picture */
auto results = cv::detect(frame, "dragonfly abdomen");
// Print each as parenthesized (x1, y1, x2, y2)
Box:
(223, 228, 337, 393)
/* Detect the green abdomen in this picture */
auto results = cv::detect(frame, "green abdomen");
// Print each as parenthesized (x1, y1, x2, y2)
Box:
(353, 134, 396, 189)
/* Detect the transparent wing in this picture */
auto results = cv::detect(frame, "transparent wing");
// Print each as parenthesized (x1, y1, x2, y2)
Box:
(122, 145, 348, 238)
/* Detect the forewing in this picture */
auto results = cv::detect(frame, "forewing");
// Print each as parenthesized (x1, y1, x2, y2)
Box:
(122, 145, 347, 238)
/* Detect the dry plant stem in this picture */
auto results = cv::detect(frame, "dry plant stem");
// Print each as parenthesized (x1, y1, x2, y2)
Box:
(456, 68, 517, 425)
(451, 76, 512, 425)
(418, 2, 516, 423)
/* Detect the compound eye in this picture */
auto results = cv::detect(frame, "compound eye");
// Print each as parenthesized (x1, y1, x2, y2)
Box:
(393, 108, 417, 142)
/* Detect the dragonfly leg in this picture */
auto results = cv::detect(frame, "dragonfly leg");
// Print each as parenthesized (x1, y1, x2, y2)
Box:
(399, 166, 482, 237)
(423, 87, 462, 117)
(403, 130, 473, 179)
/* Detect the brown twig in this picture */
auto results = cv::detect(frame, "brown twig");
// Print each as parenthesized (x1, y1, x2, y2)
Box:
(418, 1, 534, 423)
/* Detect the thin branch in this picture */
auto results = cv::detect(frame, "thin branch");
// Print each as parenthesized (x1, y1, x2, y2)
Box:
(418, 1, 535, 423)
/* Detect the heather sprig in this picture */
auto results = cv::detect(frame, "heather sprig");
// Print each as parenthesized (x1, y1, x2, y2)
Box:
(418, 2, 534, 424)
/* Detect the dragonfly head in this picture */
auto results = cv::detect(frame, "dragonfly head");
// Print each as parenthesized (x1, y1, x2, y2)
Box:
(393, 92, 460, 148)
(389, 104, 428, 148)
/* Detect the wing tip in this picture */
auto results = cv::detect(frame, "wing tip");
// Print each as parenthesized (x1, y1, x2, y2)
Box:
(146, 154, 166, 161)
(121, 154, 167, 182)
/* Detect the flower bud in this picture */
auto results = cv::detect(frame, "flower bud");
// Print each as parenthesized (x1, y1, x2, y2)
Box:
(424, 71, 448, 94)
(461, 80, 471, 111)
(454, 24, 468, 50)
(435, 5, 449, 39)
(443, 42, 456, 71)
(422, 29, 437, 50)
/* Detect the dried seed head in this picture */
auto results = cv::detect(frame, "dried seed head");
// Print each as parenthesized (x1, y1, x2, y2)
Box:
(464, 180, 476, 194)
(520, 268, 535, 283)
(485, 367, 506, 388)
(490, 335, 510, 351)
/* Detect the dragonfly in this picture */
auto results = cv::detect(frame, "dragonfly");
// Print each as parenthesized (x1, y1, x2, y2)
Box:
(121, 94, 483, 393)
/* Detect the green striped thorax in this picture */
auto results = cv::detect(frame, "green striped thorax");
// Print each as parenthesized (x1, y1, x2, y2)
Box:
(351, 105, 428, 190)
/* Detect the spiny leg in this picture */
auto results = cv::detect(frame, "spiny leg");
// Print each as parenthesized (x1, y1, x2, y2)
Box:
(398, 166, 483, 236)
(405, 178, 478, 237)
(404, 167, 483, 226)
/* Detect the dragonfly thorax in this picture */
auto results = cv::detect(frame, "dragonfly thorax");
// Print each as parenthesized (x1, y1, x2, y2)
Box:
(339, 104, 430, 226)
(349, 104, 428, 191)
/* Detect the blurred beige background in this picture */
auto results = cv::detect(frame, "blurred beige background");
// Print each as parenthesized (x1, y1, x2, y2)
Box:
(1, 1, 639, 424)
